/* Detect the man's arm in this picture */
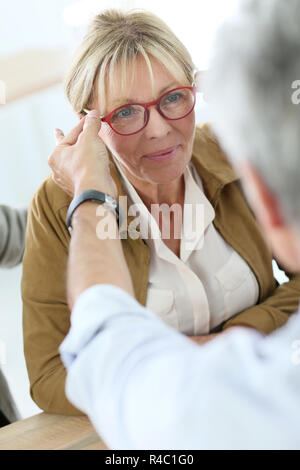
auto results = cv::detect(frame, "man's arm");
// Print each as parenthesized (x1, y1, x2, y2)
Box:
(52, 110, 300, 449)
(0, 205, 27, 268)
(62, 165, 300, 449)
(67, 202, 134, 309)
(49, 110, 132, 309)
(60, 281, 300, 449)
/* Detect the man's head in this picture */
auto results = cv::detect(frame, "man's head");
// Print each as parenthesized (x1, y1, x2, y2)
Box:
(204, 0, 300, 273)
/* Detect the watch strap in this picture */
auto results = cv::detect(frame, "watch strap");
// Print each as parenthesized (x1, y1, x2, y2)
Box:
(66, 190, 121, 232)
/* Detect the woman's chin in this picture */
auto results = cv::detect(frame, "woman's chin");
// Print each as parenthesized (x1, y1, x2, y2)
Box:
(141, 158, 187, 185)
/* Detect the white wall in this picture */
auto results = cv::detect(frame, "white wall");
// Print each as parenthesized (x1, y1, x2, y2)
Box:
(0, 0, 72, 58)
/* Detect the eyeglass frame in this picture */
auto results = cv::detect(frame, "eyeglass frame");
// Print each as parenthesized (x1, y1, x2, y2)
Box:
(80, 86, 197, 136)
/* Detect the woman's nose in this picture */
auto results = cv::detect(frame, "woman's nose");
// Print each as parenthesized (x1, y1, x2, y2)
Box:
(143, 106, 172, 139)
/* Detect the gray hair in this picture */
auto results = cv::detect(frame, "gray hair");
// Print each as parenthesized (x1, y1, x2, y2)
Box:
(204, 0, 300, 231)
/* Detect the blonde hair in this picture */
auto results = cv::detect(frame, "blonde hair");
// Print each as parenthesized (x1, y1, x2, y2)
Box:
(64, 9, 196, 115)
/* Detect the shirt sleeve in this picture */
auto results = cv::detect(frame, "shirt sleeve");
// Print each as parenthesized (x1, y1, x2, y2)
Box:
(0, 205, 27, 268)
(60, 284, 300, 450)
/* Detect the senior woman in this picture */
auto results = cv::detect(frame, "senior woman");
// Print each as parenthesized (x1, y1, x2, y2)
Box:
(22, 9, 300, 415)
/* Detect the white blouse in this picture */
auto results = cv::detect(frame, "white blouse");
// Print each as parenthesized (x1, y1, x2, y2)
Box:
(113, 157, 259, 335)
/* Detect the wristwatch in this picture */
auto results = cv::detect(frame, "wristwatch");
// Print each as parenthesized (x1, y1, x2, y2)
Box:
(66, 190, 121, 233)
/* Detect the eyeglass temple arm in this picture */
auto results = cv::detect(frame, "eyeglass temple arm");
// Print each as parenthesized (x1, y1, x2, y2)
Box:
(80, 108, 105, 119)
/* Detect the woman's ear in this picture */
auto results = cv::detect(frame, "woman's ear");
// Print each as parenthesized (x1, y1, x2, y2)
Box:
(77, 113, 83, 121)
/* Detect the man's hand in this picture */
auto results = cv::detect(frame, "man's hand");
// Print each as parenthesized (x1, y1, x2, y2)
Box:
(49, 110, 117, 199)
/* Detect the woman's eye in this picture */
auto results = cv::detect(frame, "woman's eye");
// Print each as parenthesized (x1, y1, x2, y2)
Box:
(114, 107, 133, 119)
(167, 93, 180, 103)
(166, 93, 182, 103)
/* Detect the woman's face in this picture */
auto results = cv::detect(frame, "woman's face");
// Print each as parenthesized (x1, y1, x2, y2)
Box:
(96, 56, 196, 187)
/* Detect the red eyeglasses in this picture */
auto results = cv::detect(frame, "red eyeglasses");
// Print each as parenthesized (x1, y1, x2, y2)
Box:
(81, 86, 196, 136)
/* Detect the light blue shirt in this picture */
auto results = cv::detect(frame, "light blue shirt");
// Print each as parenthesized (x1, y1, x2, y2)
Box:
(60, 284, 300, 450)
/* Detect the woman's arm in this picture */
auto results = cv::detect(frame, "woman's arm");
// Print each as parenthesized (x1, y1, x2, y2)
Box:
(0, 205, 27, 268)
(221, 263, 300, 334)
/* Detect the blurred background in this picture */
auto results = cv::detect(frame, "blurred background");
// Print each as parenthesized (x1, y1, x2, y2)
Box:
(0, 0, 287, 419)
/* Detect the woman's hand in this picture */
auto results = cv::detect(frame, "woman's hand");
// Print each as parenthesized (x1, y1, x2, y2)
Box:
(190, 326, 255, 346)
(189, 333, 219, 345)
(49, 109, 117, 199)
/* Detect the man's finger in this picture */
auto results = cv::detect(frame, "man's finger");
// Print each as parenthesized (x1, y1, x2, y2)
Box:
(82, 109, 101, 137)
(54, 128, 65, 145)
(59, 116, 86, 146)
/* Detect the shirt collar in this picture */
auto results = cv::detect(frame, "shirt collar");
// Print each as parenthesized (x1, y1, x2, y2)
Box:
(181, 162, 215, 261)
(112, 155, 215, 262)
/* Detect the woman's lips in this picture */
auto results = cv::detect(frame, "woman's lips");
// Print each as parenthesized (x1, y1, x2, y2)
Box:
(143, 145, 179, 162)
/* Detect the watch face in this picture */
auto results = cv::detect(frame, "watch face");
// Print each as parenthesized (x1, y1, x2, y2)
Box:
(105, 194, 117, 208)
